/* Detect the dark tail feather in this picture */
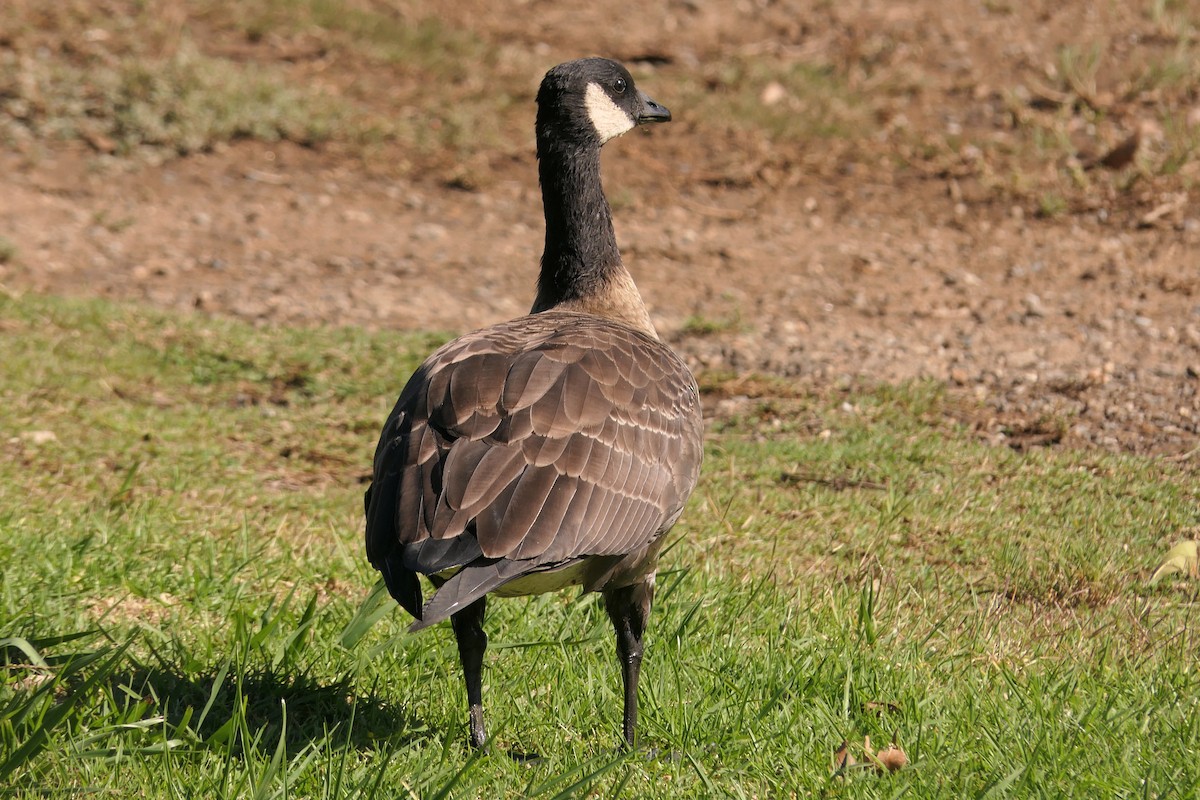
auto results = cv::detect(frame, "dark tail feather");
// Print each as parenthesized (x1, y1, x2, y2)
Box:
(381, 557, 424, 621)
(403, 534, 484, 575)
(409, 561, 525, 632)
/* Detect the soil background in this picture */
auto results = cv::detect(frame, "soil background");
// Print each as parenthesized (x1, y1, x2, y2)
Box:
(2, 0, 1198, 455)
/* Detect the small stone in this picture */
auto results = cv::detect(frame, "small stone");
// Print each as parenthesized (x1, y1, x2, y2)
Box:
(342, 209, 372, 224)
(714, 396, 751, 418)
(1007, 349, 1039, 370)
(761, 81, 787, 106)
(412, 222, 448, 241)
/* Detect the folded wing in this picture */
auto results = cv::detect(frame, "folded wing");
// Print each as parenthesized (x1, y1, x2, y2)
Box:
(365, 311, 703, 628)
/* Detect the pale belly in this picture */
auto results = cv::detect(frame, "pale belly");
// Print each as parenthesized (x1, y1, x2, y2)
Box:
(491, 562, 589, 597)
(429, 540, 665, 601)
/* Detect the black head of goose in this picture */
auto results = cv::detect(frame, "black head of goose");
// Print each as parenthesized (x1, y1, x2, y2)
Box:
(364, 57, 702, 751)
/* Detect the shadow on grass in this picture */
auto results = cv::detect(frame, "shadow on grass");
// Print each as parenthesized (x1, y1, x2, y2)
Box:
(2, 630, 434, 788)
(110, 662, 430, 754)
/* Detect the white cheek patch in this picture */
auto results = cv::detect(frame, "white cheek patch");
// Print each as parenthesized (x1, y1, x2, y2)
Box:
(584, 82, 636, 143)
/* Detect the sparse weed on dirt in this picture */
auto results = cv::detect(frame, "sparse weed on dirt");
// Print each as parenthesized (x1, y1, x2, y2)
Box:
(0, 0, 522, 173)
(2, 292, 1200, 797)
(0, 44, 349, 156)
(231, 0, 490, 76)
(688, 57, 871, 143)
(2, 0, 1197, 208)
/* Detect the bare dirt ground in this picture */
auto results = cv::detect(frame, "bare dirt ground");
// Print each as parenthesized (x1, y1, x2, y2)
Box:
(2, 0, 1198, 455)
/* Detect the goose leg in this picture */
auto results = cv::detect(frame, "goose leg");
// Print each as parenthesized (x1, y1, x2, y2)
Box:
(604, 580, 654, 748)
(451, 596, 489, 749)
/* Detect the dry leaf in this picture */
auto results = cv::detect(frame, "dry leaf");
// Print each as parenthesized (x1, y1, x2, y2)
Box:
(864, 734, 909, 774)
(1138, 194, 1188, 229)
(832, 740, 856, 773)
(874, 744, 909, 773)
(834, 734, 908, 776)
(1086, 131, 1140, 171)
(863, 700, 901, 716)
(13, 671, 54, 693)
(82, 129, 117, 154)
(1150, 541, 1199, 584)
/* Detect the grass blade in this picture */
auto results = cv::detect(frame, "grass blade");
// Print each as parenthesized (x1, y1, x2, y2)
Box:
(339, 580, 396, 648)
(0, 640, 131, 781)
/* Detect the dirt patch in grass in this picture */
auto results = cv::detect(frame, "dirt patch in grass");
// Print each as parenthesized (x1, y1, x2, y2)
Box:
(1, 0, 1197, 455)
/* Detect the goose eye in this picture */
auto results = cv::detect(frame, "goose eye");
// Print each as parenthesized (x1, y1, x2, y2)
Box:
(613, 78, 627, 94)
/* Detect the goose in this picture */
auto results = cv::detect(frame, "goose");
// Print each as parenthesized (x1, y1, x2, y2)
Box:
(364, 57, 703, 750)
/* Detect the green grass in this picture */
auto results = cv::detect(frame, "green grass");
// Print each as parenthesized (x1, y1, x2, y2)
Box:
(1036, 191, 1069, 218)
(678, 311, 743, 337)
(2, 291, 1200, 797)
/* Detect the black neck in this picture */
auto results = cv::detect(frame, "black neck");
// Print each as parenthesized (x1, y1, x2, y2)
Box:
(532, 139, 623, 312)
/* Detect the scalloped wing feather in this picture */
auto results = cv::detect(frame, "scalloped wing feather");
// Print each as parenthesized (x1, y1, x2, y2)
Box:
(365, 311, 703, 625)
